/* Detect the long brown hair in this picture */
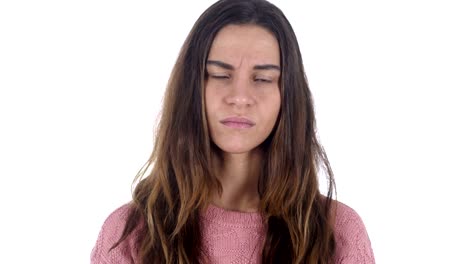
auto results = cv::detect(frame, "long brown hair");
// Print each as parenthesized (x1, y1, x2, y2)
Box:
(113, 0, 336, 263)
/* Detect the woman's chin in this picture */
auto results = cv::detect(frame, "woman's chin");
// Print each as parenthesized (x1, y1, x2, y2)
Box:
(216, 143, 259, 155)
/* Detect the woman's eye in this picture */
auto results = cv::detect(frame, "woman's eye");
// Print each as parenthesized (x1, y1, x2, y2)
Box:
(211, 75, 229, 79)
(254, 78, 272, 83)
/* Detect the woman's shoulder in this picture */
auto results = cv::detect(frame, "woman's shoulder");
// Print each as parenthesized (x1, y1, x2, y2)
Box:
(91, 203, 140, 264)
(333, 201, 375, 264)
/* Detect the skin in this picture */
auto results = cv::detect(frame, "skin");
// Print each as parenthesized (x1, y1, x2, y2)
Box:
(204, 24, 281, 212)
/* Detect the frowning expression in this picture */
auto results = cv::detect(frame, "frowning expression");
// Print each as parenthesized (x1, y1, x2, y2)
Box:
(204, 24, 281, 154)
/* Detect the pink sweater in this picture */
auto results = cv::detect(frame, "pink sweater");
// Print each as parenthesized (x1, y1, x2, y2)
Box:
(91, 202, 374, 263)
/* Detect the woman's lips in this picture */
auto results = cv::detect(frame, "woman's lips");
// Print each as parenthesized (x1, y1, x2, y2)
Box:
(220, 117, 255, 128)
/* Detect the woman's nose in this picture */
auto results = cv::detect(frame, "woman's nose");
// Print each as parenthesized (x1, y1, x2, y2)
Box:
(224, 76, 255, 107)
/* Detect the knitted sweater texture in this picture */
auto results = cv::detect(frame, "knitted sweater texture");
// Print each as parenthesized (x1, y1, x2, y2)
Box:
(91, 202, 374, 263)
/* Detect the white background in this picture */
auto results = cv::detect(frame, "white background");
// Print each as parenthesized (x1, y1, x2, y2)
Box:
(1, 1, 467, 263)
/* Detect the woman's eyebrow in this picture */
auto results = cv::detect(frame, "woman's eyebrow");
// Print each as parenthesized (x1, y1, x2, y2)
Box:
(253, 64, 280, 71)
(206, 60, 280, 71)
(206, 60, 234, 70)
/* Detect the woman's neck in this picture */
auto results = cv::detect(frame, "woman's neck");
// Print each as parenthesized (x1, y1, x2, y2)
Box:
(211, 148, 263, 212)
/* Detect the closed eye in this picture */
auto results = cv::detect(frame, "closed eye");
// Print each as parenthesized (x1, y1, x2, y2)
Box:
(254, 78, 272, 83)
(210, 74, 230, 80)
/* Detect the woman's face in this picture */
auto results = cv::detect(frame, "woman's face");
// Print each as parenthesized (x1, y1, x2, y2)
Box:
(205, 24, 281, 154)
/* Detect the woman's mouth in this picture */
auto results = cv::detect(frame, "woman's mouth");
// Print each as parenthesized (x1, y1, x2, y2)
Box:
(220, 117, 255, 128)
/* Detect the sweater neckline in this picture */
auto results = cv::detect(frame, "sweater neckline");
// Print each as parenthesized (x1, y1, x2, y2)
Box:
(201, 203, 264, 228)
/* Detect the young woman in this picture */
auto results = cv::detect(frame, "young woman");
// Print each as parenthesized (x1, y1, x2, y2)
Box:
(91, 0, 375, 263)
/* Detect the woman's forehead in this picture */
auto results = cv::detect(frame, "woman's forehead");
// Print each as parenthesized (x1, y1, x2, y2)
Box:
(207, 24, 280, 67)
